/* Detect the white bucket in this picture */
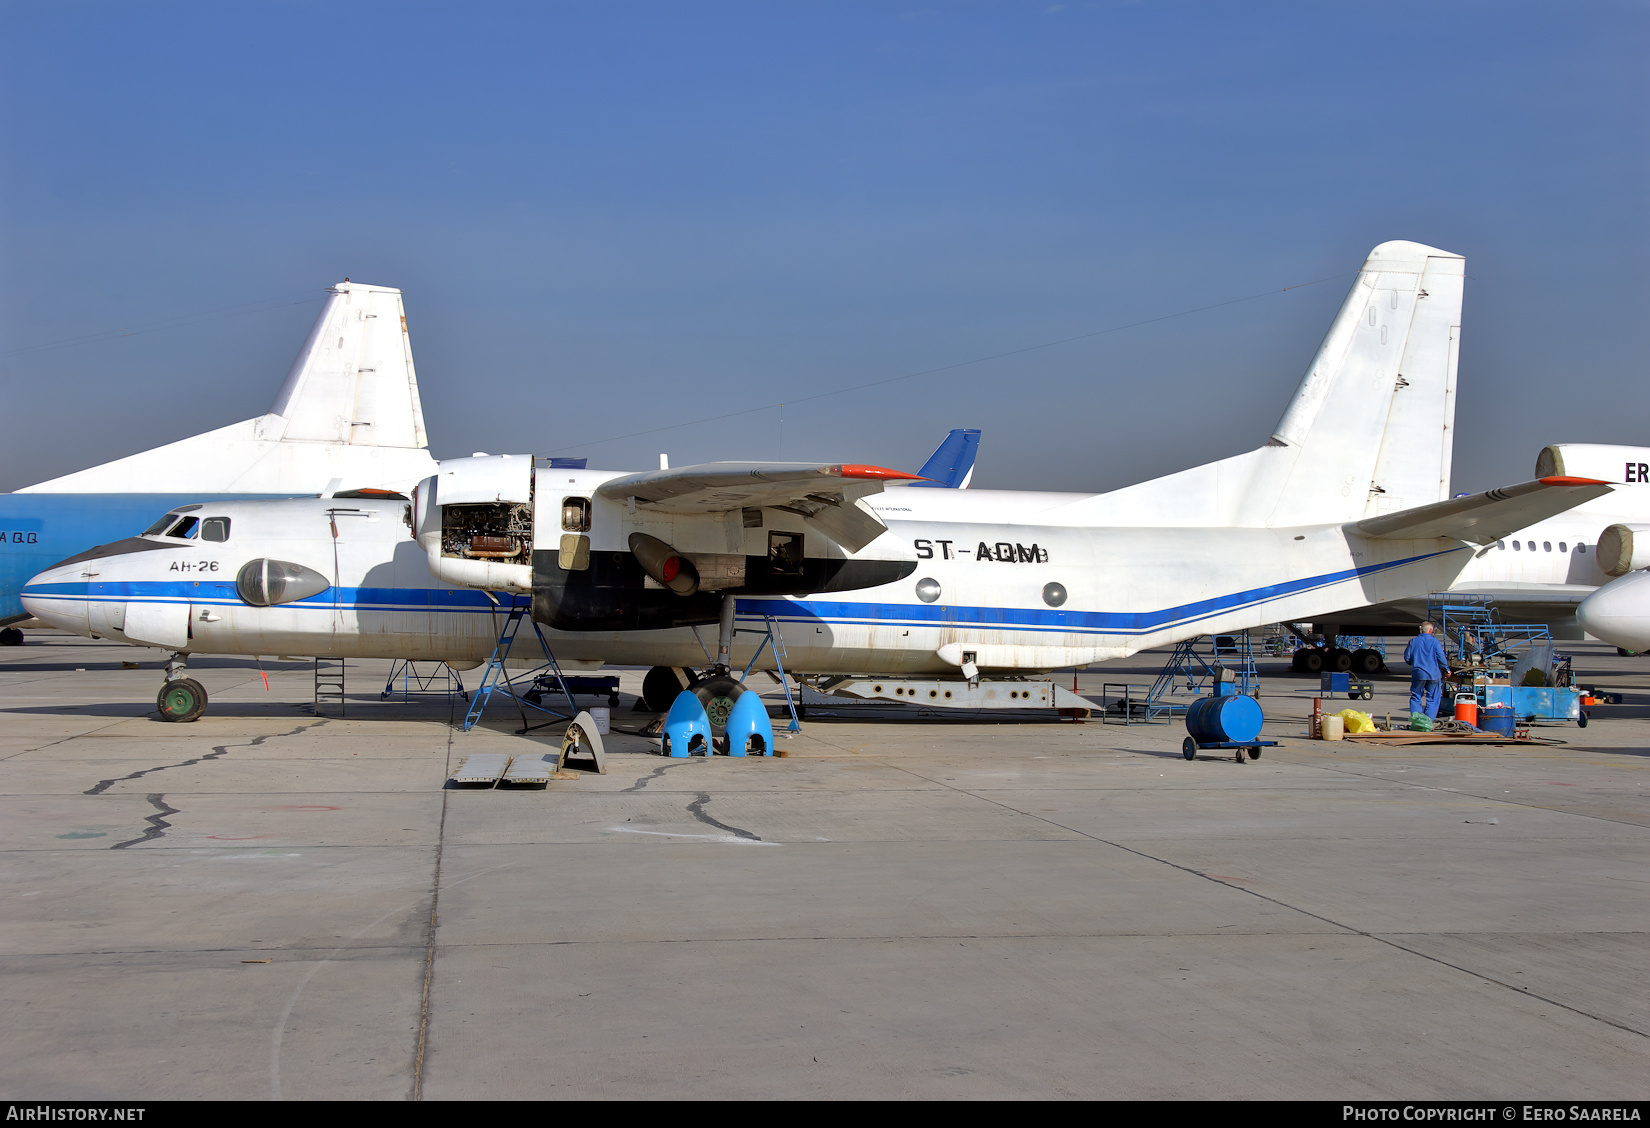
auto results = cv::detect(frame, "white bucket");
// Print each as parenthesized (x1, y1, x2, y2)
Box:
(588, 706, 611, 735)
(1320, 715, 1344, 741)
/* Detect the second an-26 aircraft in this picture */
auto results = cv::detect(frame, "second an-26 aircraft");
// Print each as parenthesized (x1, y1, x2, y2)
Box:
(22, 241, 1618, 723)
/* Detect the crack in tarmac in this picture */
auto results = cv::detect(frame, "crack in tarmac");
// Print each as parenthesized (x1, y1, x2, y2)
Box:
(84, 721, 325, 796)
(108, 793, 180, 849)
(82, 721, 326, 849)
(686, 791, 762, 840)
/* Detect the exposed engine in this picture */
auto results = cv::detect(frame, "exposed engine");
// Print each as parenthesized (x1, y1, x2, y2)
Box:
(441, 502, 533, 565)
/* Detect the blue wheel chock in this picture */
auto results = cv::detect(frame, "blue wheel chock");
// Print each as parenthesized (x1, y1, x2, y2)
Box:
(662, 691, 711, 757)
(723, 690, 774, 757)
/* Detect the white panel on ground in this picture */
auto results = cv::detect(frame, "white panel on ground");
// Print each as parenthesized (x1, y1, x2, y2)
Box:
(450, 754, 511, 785)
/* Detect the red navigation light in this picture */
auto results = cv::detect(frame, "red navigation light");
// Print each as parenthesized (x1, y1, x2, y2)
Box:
(661, 556, 681, 583)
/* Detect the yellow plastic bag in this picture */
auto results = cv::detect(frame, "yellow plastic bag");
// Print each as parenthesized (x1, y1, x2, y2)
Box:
(1333, 709, 1376, 734)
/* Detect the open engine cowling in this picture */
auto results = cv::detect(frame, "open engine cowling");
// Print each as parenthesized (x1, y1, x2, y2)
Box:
(415, 456, 917, 630)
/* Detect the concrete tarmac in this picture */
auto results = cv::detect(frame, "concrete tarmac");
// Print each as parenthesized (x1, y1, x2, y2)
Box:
(1, 632, 1645, 1100)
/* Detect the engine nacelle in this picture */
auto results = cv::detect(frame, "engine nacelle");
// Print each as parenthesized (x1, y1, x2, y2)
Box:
(1536, 444, 1650, 483)
(416, 455, 534, 593)
(413, 456, 918, 626)
(1597, 523, 1650, 577)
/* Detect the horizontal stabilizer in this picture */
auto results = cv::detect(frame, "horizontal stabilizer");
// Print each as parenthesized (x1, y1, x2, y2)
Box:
(1354, 477, 1612, 544)
(597, 462, 922, 553)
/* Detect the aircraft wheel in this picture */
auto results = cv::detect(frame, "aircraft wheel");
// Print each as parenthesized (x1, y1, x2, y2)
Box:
(0, 628, 21, 646)
(1289, 649, 1307, 672)
(1351, 648, 1382, 677)
(642, 666, 691, 712)
(157, 678, 208, 723)
(1299, 649, 1324, 675)
(691, 674, 746, 731)
(1182, 737, 1197, 761)
(1327, 648, 1354, 673)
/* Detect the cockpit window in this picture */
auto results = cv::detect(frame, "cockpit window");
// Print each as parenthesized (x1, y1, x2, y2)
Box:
(144, 513, 181, 536)
(200, 517, 230, 543)
(168, 516, 200, 539)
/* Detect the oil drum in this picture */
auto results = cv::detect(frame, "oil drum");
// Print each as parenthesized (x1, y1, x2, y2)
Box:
(1185, 693, 1264, 745)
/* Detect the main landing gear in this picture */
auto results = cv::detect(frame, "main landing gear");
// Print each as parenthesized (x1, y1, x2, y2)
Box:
(642, 667, 750, 725)
(156, 653, 207, 723)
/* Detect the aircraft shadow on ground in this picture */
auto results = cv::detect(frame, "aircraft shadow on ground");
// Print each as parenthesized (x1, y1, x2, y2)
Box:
(0, 701, 460, 721)
(0, 659, 314, 674)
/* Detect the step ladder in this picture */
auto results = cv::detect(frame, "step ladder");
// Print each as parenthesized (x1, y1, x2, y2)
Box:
(462, 595, 578, 733)
(314, 657, 346, 716)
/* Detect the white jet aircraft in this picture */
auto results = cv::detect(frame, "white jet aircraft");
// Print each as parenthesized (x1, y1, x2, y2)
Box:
(22, 241, 1616, 723)
(1302, 443, 1650, 659)
(1576, 570, 1650, 653)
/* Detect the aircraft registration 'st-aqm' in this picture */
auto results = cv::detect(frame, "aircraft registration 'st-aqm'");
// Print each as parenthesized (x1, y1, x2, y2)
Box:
(0, 281, 437, 641)
(21, 242, 1619, 721)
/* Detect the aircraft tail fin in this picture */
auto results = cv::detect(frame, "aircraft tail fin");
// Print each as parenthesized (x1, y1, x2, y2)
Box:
(1266, 240, 1463, 524)
(1052, 241, 1464, 528)
(266, 281, 428, 449)
(908, 429, 981, 488)
(17, 281, 435, 494)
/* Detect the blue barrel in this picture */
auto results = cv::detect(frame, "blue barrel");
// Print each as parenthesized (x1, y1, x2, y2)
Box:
(1185, 693, 1264, 745)
(1481, 705, 1515, 736)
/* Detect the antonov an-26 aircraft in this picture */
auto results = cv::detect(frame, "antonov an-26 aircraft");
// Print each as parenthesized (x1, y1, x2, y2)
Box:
(22, 241, 1616, 723)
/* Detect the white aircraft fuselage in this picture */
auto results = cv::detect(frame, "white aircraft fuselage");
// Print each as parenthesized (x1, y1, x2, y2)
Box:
(21, 488, 1475, 675)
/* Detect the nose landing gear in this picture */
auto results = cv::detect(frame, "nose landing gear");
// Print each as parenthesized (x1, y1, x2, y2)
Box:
(156, 654, 207, 722)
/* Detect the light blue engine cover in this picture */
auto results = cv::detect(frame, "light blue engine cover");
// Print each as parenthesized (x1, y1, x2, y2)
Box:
(662, 691, 711, 758)
(723, 690, 775, 757)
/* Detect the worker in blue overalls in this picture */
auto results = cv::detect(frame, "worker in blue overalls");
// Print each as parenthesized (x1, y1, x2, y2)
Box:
(1404, 621, 1448, 719)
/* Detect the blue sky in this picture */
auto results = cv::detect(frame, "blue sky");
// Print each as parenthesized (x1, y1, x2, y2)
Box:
(1, 0, 1644, 493)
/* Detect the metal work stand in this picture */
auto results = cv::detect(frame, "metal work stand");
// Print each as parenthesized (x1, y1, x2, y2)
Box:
(738, 612, 802, 733)
(381, 660, 469, 707)
(462, 595, 578, 734)
(1139, 633, 1258, 717)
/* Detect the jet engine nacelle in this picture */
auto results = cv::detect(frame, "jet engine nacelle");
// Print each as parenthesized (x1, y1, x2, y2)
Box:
(1536, 444, 1650, 483)
(415, 455, 535, 593)
(1597, 523, 1650, 577)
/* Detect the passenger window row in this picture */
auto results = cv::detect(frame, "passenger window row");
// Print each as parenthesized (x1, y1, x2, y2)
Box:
(1495, 540, 1582, 553)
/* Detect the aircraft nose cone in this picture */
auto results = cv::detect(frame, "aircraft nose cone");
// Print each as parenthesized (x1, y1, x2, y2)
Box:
(20, 562, 91, 635)
(1577, 570, 1650, 652)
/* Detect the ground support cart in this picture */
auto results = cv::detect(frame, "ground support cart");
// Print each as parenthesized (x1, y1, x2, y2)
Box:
(1182, 737, 1279, 762)
(1320, 671, 1374, 700)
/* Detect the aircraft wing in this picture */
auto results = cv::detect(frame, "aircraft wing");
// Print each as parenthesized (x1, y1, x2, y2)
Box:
(1353, 477, 1612, 545)
(595, 462, 924, 552)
